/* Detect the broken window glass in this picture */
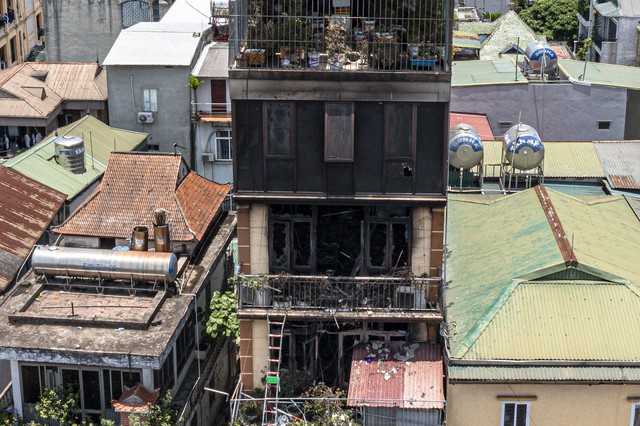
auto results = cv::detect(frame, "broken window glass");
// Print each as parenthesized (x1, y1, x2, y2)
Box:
(270, 221, 290, 269)
(391, 223, 409, 269)
(368, 222, 388, 268)
(293, 221, 311, 268)
(266, 103, 293, 157)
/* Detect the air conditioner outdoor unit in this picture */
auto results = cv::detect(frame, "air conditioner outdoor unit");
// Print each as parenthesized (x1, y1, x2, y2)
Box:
(395, 285, 427, 309)
(137, 111, 154, 124)
(202, 152, 215, 162)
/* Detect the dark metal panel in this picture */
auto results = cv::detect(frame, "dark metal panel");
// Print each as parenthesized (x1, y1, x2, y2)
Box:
(266, 160, 294, 191)
(415, 103, 446, 194)
(325, 163, 354, 194)
(625, 90, 640, 140)
(354, 102, 384, 193)
(234, 100, 264, 192)
(295, 101, 325, 192)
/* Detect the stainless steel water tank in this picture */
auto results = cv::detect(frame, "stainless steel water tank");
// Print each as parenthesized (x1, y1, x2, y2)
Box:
(448, 124, 484, 169)
(503, 124, 544, 170)
(54, 135, 85, 174)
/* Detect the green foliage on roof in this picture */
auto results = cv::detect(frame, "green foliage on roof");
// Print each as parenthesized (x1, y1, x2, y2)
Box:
(519, 0, 579, 42)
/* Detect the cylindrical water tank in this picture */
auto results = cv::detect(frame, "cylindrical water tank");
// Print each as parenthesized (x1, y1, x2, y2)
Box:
(32, 246, 178, 283)
(54, 135, 85, 174)
(131, 226, 149, 252)
(503, 124, 545, 170)
(525, 41, 558, 72)
(448, 124, 484, 169)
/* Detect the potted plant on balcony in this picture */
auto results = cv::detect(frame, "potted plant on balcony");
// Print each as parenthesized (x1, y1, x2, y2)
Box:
(275, 13, 310, 67)
(410, 43, 438, 69)
(325, 19, 350, 70)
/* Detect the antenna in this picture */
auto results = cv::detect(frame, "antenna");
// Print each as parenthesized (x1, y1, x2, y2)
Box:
(173, 142, 186, 155)
(90, 132, 95, 170)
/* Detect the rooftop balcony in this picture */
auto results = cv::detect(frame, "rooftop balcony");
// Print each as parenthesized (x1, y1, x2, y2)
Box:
(237, 274, 442, 320)
(228, 0, 452, 73)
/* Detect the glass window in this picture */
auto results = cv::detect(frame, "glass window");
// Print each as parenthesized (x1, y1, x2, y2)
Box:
(21, 365, 42, 404)
(215, 130, 232, 160)
(143, 88, 158, 112)
(325, 102, 354, 162)
(266, 102, 293, 157)
(147, 144, 160, 152)
(82, 371, 101, 411)
(501, 402, 530, 426)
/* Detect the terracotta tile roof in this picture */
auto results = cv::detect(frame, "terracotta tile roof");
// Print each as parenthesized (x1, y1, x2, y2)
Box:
(0, 166, 66, 291)
(111, 383, 160, 413)
(348, 341, 444, 410)
(53, 152, 229, 242)
(450, 112, 495, 140)
(176, 172, 230, 240)
(0, 63, 106, 119)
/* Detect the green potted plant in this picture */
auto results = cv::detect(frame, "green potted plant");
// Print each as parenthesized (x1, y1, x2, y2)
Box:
(410, 43, 438, 68)
(325, 19, 350, 70)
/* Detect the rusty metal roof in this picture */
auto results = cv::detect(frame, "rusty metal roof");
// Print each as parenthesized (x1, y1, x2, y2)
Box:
(53, 152, 229, 242)
(450, 112, 494, 140)
(594, 142, 640, 189)
(348, 341, 444, 410)
(0, 167, 66, 292)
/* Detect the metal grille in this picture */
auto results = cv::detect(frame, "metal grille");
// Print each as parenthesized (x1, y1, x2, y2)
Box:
(229, 0, 451, 71)
(121, 0, 151, 29)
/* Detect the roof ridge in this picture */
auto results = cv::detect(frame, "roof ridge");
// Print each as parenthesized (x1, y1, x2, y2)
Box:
(535, 185, 578, 267)
(173, 190, 196, 239)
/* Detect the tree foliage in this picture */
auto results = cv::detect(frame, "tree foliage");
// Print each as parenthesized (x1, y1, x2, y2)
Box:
(206, 290, 239, 339)
(35, 386, 81, 425)
(519, 0, 579, 42)
(128, 392, 178, 426)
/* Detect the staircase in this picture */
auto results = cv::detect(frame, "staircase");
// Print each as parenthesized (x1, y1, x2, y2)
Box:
(262, 315, 286, 425)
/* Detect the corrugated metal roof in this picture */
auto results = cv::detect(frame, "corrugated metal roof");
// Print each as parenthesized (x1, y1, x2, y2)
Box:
(451, 60, 527, 87)
(4, 115, 147, 200)
(0, 167, 66, 291)
(594, 142, 640, 189)
(482, 140, 605, 179)
(467, 281, 640, 360)
(594, 1, 622, 17)
(450, 112, 494, 140)
(55, 153, 229, 242)
(457, 20, 498, 35)
(558, 59, 640, 90)
(446, 188, 640, 360)
(348, 342, 444, 409)
(625, 195, 640, 221)
(103, 22, 207, 67)
(449, 365, 640, 382)
(193, 43, 229, 78)
(479, 11, 539, 61)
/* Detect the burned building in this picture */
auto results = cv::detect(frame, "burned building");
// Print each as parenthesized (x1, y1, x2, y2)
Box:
(227, 0, 453, 423)
(0, 152, 236, 425)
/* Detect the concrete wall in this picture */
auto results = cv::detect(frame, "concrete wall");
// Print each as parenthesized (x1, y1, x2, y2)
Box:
(44, 0, 124, 62)
(617, 17, 640, 66)
(106, 65, 192, 157)
(248, 204, 268, 274)
(195, 122, 233, 183)
(451, 82, 627, 141)
(250, 319, 267, 389)
(447, 382, 640, 426)
(411, 207, 432, 277)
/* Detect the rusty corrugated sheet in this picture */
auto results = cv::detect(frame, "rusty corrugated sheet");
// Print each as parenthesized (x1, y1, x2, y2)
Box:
(348, 342, 444, 410)
(175, 172, 230, 241)
(54, 153, 202, 241)
(595, 142, 640, 189)
(0, 166, 66, 291)
(450, 112, 494, 140)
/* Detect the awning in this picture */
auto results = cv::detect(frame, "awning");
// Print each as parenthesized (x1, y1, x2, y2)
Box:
(453, 31, 482, 49)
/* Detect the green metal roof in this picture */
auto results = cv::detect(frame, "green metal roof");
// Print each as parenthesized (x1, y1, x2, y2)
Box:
(482, 140, 605, 179)
(4, 116, 147, 200)
(479, 11, 539, 61)
(452, 60, 527, 86)
(449, 365, 640, 382)
(466, 281, 640, 360)
(446, 189, 640, 361)
(558, 59, 640, 90)
(457, 21, 498, 36)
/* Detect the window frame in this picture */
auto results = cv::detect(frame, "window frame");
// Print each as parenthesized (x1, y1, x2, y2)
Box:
(264, 101, 295, 159)
(597, 120, 612, 130)
(384, 103, 416, 160)
(501, 401, 530, 426)
(324, 102, 354, 162)
(143, 88, 158, 112)
(215, 129, 233, 161)
(631, 402, 640, 426)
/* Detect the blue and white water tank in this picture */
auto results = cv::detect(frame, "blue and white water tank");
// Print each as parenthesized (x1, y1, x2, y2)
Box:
(448, 124, 484, 169)
(525, 41, 557, 72)
(503, 124, 544, 170)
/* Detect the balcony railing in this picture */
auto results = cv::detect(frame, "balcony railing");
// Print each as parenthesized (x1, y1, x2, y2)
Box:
(229, 0, 451, 72)
(191, 102, 232, 121)
(237, 275, 441, 312)
(0, 381, 13, 411)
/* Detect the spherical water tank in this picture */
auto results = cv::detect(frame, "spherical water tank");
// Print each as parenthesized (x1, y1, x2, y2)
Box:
(54, 135, 85, 174)
(448, 124, 484, 169)
(525, 41, 558, 72)
(503, 124, 544, 170)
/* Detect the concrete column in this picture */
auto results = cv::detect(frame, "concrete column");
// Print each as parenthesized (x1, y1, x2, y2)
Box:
(141, 369, 154, 390)
(249, 204, 269, 274)
(9, 360, 22, 419)
(252, 319, 268, 389)
(411, 206, 432, 277)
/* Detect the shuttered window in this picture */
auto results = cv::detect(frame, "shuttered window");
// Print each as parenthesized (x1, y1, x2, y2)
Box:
(324, 102, 354, 162)
(501, 402, 530, 426)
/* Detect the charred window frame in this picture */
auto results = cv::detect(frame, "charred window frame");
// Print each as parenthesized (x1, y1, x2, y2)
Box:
(325, 102, 354, 162)
(384, 103, 416, 160)
(176, 312, 196, 374)
(269, 205, 314, 273)
(264, 102, 294, 158)
(365, 207, 411, 273)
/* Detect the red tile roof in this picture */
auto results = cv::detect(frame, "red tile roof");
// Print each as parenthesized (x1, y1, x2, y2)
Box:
(0, 166, 66, 291)
(348, 341, 444, 410)
(53, 152, 230, 242)
(111, 383, 160, 413)
(450, 112, 495, 140)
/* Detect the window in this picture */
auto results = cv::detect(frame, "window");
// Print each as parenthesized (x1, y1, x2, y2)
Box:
(121, 0, 150, 28)
(103, 369, 141, 407)
(386, 103, 414, 158)
(632, 402, 640, 426)
(143, 88, 158, 112)
(598, 120, 611, 130)
(265, 102, 293, 157)
(325, 102, 354, 161)
(147, 144, 160, 152)
(215, 130, 232, 160)
(269, 205, 313, 272)
(501, 402, 530, 426)
(499, 121, 513, 135)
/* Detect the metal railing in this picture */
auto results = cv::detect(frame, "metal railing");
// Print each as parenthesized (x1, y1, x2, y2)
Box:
(231, 393, 445, 425)
(237, 275, 440, 312)
(191, 102, 232, 116)
(0, 381, 12, 410)
(229, 0, 451, 72)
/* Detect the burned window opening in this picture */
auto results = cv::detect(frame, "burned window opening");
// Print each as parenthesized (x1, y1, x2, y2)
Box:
(270, 221, 290, 270)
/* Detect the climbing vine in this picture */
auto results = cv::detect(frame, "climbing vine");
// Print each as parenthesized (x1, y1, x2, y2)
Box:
(206, 290, 240, 339)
